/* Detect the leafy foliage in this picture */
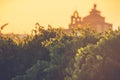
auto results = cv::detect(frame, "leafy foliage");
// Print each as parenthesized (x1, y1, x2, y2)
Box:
(0, 23, 120, 80)
(66, 29, 120, 80)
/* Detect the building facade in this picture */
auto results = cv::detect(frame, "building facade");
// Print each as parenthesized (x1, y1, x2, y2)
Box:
(69, 4, 112, 32)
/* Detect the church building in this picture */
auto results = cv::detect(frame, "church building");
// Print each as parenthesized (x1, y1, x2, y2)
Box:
(69, 4, 112, 32)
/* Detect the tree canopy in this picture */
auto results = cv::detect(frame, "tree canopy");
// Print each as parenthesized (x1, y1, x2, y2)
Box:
(0, 23, 120, 80)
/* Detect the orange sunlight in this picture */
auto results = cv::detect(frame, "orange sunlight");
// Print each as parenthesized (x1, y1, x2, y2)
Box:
(0, 0, 120, 34)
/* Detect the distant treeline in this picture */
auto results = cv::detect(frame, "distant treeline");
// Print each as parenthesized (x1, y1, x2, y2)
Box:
(0, 23, 120, 80)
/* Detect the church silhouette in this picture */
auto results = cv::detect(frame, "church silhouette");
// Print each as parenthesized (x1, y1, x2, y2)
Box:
(69, 4, 112, 32)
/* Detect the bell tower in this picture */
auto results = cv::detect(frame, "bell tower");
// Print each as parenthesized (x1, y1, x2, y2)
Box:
(71, 11, 81, 24)
(68, 4, 112, 32)
(69, 10, 81, 29)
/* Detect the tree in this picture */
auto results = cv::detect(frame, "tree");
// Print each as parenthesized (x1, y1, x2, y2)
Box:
(68, 29, 120, 80)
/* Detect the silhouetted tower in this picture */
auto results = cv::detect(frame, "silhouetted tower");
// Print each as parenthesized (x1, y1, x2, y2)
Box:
(69, 11, 82, 29)
(69, 4, 112, 32)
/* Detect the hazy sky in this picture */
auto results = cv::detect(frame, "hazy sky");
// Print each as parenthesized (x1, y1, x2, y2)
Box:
(0, 0, 120, 34)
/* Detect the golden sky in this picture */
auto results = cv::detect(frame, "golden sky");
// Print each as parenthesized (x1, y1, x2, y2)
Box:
(0, 0, 120, 34)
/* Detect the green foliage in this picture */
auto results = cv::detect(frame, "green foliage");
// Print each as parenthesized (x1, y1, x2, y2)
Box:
(0, 23, 120, 80)
(66, 28, 120, 80)
(12, 60, 49, 80)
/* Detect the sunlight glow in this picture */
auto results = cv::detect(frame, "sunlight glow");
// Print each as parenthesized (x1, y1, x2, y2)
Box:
(0, 0, 120, 34)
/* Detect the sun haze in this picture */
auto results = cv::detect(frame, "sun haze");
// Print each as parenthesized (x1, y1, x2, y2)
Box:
(0, 0, 120, 34)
